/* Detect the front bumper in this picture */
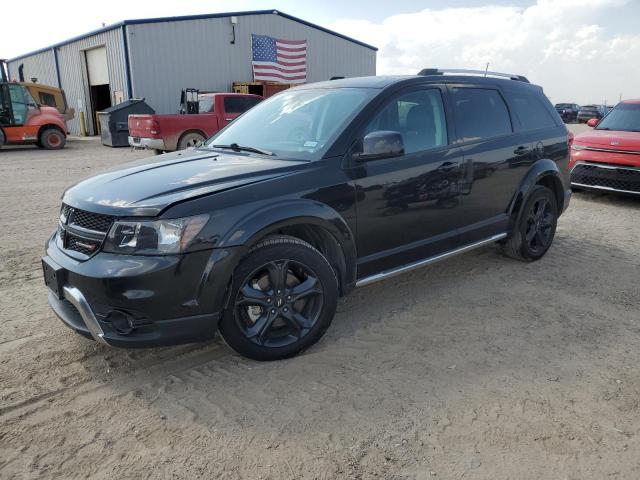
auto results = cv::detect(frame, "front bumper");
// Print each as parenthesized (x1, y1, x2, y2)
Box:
(44, 234, 244, 348)
(128, 136, 165, 151)
(570, 158, 640, 195)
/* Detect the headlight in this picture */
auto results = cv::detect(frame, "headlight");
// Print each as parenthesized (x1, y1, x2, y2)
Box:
(103, 214, 209, 255)
(571, 144, 586, 151)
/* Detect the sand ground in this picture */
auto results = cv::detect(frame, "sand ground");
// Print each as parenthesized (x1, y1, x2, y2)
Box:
(1, 125, 639, 479)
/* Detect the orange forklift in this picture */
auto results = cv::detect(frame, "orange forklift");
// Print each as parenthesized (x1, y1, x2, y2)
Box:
(0, 59, 68, 149)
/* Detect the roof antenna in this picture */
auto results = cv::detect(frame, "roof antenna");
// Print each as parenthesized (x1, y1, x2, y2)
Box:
(484, 62, 489, 77)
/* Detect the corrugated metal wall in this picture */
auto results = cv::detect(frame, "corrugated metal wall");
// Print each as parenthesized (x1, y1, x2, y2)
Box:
(56, 28, 127, 135)
(7, 12, 375, 135)
(127, 13, 376, 114)
(7, 50, 58, 86)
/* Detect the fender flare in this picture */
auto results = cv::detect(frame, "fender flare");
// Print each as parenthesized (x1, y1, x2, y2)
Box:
(219, 199, 358, 292)
(507, 158, 566, 227)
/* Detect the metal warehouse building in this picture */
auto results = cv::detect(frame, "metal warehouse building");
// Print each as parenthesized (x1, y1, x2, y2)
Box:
(7, 9, 377, 136)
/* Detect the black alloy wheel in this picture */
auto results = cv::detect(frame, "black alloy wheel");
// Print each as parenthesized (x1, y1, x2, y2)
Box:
(524, 196, 554, 255)
(220, 236, 338, 361)
(501, 185, 558, 261)
(234, 259, 324, 348)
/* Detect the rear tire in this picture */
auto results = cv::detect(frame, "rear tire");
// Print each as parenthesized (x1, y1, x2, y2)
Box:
(219, 235, 338, 361)
(502, 185, 558, 261)
(177, 132, 205, 150)
(39, 128, 66, 150)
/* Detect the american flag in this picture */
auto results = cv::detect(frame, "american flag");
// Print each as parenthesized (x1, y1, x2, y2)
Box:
(251, 34, 307, 84)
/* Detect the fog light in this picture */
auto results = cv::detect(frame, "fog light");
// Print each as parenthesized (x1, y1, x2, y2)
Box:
(107, 310, 134, 335)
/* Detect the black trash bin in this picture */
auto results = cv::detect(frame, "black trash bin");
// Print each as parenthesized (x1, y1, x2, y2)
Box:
(98, 98, 154, 147)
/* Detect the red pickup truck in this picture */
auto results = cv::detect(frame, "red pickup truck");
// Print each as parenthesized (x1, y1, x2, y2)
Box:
(128, 93, 262, 153)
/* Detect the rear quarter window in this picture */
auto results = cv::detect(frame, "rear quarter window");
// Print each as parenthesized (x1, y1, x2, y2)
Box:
(506, 91, 558, 130)
(450, 88, 512, 142)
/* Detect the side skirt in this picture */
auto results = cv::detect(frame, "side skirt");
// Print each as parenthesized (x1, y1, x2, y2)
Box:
(355, 233, 507, 288)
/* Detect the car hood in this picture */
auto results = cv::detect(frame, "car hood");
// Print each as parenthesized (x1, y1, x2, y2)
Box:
(62, 148, 307, 216)
(574, 129, 640, 151)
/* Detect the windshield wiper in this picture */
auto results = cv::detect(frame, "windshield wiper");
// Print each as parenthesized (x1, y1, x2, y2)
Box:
(211, 143, 274, 156)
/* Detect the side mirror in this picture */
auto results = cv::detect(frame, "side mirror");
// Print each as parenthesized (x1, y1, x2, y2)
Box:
(356, 130, 404, 161)
(587, 118, 599, 127)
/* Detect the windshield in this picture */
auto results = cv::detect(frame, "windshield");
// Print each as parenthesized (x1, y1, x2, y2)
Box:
(581, 105, 598, 111)
(205, 87, 376, 160)
(596, 103, 640, 132)
(555, 104, 572, 109)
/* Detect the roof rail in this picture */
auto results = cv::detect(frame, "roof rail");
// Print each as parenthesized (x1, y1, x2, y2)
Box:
(417, 68, 530, 83)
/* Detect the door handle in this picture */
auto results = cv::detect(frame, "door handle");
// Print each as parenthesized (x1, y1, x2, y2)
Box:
(437, 161, 458, 172)
(514, 146, 530, 156)
(224, 118, 233, 121)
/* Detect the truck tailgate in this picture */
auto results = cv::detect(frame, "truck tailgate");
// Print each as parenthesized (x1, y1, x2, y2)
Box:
(128, 115, 158, 138)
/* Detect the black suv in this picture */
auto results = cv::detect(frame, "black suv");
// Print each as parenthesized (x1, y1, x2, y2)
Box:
(554, 103, 580, 123)
(43, 69, 571, 360)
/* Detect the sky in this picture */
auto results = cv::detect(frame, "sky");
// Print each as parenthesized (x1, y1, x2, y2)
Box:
(2, 0, 638, 105)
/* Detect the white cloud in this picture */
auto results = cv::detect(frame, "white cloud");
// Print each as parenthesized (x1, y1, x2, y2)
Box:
(330, 0, 639, 105)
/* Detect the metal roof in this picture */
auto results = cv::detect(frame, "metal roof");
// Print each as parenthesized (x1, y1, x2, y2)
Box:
(7, 9, 377, 62)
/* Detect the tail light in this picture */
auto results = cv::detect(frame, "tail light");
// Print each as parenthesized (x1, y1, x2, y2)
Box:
(150, 120, 161, 136)
(567, 131, 577, 169)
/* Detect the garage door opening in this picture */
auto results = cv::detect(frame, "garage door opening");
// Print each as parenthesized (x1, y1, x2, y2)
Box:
(85, 46, 111, 135)
(90, 84, 111, 116)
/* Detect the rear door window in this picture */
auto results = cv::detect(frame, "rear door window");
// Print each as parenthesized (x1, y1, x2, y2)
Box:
(450, 88, 512, 142)
(198, 95, 214, 113)
(506, 91, 558, 130)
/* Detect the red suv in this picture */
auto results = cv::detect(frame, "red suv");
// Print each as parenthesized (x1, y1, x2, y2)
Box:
(570, 100, 640, 195)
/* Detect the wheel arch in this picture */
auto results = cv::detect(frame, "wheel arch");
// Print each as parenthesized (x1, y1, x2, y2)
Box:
(507, 158, 565, 229)
(220, 202, 358, 296)
(177, 129, 207, 148)
(38, 123, 67, 138)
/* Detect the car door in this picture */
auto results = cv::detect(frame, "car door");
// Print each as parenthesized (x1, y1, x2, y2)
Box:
(348, 86, 468, 277)
(447, 85, 528, 243)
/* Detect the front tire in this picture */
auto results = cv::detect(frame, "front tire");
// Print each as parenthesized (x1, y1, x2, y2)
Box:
(219, 236, 338, 361)
(39, 127, 66, 150)
(502, 185, 558, 261)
